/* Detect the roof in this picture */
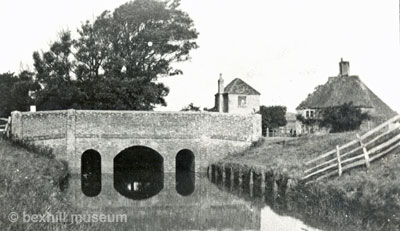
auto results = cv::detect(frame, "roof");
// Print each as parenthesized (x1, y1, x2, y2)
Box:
(223, 78, 260, 95)
(296, 75, 397, 119)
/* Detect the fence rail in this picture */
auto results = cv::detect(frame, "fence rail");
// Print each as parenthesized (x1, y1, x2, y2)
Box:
(0, 117, 10, 137)
(302, 115, 400, 182)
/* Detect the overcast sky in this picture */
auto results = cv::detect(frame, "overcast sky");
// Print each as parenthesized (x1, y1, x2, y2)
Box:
(1, 0, 399, 112)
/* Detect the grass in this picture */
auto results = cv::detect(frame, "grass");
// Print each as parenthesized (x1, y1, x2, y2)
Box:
(0, 137, 100, 231)
(221, 131, 360, 178)
(216, 132, 400, 230)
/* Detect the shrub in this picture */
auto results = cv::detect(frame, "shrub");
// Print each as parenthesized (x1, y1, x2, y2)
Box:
(319, 102, 369, 133)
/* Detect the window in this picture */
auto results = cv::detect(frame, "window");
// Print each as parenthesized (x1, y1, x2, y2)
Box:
(306, 111, 309, 118)
(310, 110, 314, 118)
(238, 96, 247, 107)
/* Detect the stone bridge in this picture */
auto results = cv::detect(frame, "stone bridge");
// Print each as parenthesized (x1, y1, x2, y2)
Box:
(10, 110, 261, 173)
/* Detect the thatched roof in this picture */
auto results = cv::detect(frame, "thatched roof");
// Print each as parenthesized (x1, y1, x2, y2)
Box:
(296, 75, 396, 119)
(224, 78, 260, 95)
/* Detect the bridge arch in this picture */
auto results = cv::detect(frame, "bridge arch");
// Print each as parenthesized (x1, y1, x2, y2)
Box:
(81, 149, 102, 197)
(176, 149, 195, 196)
(113, 145, 164, 200)
(176, 149, 195, 172)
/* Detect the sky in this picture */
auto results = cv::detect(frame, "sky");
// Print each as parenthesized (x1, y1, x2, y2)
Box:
(1, 0, 399, 113)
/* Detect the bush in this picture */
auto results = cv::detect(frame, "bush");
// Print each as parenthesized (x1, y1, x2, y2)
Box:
(319, 102, 369, 133)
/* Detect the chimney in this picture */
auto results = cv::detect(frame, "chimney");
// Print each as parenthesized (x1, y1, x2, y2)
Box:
(217, 73, 224, 112)
(218, 73, 224, 93)
(339, 58, 350, 76)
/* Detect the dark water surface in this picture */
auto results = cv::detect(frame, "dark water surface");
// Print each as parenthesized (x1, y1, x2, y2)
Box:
(66, 172, 321, 231)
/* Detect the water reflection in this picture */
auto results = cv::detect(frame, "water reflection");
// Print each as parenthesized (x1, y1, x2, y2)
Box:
(176, 171, 195, 196)
(114, 170, 164, 200)
(69, 173, 261, 231)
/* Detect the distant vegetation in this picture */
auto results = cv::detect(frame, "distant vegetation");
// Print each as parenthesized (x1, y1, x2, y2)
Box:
(181, 103, 201, 112)
(0, 0, 198, 116)
(258, 105, 287, 136)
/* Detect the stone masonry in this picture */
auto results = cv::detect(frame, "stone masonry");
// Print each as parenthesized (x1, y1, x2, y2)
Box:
(10, 110, 261, 173)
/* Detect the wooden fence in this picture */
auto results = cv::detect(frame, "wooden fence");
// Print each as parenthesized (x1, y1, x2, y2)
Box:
(302, 115, 400, 182)
(0, 117, 10, 136)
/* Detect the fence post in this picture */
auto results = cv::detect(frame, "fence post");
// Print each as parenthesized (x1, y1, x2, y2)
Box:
(336, 145, 342, 176)
(4, 116, 10, 138)
(261, 170, 266, 194)
(222, 165, 226, 184)
(356, 133, 370, 169)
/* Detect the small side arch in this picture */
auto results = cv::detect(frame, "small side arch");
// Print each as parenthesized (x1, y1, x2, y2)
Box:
(176, 149, 195, 172)
(176, 149, 195, 196)
(81, 149, 102, 197)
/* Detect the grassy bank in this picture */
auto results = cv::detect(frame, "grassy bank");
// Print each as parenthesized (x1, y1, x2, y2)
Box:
(0, 138, 100, 230)
(214, 132, 400, 230)
(221, 132, 360, 178)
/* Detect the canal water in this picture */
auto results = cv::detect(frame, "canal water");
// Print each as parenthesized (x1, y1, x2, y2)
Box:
(65, 172, 322, 231)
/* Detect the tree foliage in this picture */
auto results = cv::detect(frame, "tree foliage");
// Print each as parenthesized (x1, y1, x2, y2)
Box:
(181, 103, 200, 111)
(0, 72, 40, 117)
(31, 0, 198, 111)
(319, 102, 369, 133)
(259, 105, 287, 136)
(296, 114, 319, 127)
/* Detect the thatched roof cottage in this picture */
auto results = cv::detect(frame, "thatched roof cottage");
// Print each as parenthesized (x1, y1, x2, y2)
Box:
(296, 59, 397, 124)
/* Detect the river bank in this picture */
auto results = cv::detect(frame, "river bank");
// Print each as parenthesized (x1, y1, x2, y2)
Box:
(0, 138, 101, 230)
(209, 132, 400, 230)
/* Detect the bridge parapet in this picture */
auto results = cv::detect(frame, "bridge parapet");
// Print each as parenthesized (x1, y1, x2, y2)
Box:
(10, 110, 261, 173)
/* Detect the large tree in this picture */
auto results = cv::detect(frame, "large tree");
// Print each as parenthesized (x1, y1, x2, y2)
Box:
(33, 31, 84, 110)
(32, 0, 198, 111)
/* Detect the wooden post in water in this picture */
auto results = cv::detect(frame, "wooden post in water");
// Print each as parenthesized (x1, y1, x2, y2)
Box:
(272, 176, 278, 199)
(230, 167, 234, 191)
(238, 168, 243, 189)
(356, 133, 370, 169)
(261, 170, 266, 194)
(213, 165, 218, 182)
(222, 165, 226, 184)
(250, 182, 254, 198)
(249, 170, 254, 198)
(336, 145, 342, 176)
(249, 170, 254, 185)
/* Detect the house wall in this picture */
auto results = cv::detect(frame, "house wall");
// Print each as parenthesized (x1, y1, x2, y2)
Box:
(297, 109, 317, 119)
(225, 94, 260, 114)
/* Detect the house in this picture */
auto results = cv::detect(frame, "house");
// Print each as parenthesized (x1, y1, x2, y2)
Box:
(280, 112, 302, 136)
(214, 74, 260, 114)
(296, 59, 397, 132)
